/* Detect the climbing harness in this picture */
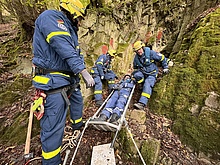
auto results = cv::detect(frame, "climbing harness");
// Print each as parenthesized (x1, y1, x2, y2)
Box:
(45, 83, 79, 106)
(32, 65, 76, 77)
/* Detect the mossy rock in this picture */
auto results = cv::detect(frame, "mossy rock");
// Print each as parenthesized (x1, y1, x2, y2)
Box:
(140, 138, 160, 165)
(0, 76, 32, 110)
(0, 111, 40, 145)
(149, 8, 220, 157)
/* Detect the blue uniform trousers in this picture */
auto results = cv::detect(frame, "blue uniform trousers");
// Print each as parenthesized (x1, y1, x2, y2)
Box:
(100, 88, 131, 118)
(93, 71, 116, 101)
(40, 88, 83, 165)
(93, 75, 103, 101)
(133, 71, 156, 105)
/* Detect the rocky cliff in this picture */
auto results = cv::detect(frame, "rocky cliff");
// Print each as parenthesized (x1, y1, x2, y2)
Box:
(78, 0, 220, 162)
(0, 0, 219, 164)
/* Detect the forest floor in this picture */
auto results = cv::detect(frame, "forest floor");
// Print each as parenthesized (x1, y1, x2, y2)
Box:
(0, 22, 203, 165)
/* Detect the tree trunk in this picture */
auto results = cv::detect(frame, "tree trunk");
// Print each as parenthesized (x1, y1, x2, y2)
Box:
(1, 0, 47, 41)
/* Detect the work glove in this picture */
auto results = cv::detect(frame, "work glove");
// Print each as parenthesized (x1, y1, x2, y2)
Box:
(104, 68, 107, 73)
(101, 76, 104, 80)
(163, 68, 169, 74)
(80, 69, 95, 88)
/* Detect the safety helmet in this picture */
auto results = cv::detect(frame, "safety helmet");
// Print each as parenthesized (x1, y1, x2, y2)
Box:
(108, 49, 117, 57)
(60, 0, 86, 19)
(133, 41, 145, 51)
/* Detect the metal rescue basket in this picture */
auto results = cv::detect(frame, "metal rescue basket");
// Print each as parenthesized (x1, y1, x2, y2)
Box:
(65, 76, 147, 165)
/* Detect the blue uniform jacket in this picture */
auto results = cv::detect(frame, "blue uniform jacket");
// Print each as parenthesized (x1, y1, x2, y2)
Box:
(114, 78, 134, 90)
(133, 47, 168, 76)
(91, 54, 112, 76)
(32, 10, 86, 90)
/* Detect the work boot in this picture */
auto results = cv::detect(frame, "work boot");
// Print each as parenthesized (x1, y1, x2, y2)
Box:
(109, 113, 120, 123)
(134, 102, 145, 110)
(95, 100, 103, 107)
(92, 114, 108, 122)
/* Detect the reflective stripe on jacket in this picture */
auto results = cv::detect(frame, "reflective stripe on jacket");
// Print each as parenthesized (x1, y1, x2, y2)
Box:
(133, 47, 169, 76)
(32, 10, 85, 90)
(91, 54, 111, 76)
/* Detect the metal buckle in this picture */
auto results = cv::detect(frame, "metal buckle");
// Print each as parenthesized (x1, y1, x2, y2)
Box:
(31, 65, 36, 78)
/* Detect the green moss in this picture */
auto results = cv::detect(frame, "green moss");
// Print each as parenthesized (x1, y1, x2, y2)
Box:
(140, 139, 160, 165)
(0, 76, 32, 110)
(97, 6, 113, 16)
(117, 128, 136, 162)
(117, 43, 129, 53)
(173, 110, 220, 155)
(0, 112, 28, 144)
(84, 55, 95, 67)
(0, 110, 40, 145)
(149, 8, 220, 156)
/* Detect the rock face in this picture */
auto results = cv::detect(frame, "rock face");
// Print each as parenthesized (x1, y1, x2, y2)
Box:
(150, 6, 220, 162)
(78, 0, 220, 162)
(0, 0, 219, 164)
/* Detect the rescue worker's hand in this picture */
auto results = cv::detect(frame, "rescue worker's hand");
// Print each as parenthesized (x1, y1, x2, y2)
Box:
(163, 68, 169, 74)
(101, 76, 104, 80)
(104, 68, 108, 73)
(81, 69, 95, 88)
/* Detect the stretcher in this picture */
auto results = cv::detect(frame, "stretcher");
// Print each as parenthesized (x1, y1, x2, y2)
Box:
(89, 83, 136, 132)
(68, 76, 146, 165)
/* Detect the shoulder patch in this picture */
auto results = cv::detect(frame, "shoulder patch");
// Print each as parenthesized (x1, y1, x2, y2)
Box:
(57, 23, 67, 31)
(157, 52, 163, 56)
(57, 19, 67, 31)
(57, 20, 64, 24)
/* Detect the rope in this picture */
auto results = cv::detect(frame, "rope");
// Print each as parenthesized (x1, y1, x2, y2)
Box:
(124, 120, 147, 165)
(69, 119, 90, 165)
(24, 157, 41, 165)
(61, 126, 81, 153)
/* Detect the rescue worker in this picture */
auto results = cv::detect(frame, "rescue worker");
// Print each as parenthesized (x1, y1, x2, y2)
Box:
(90, 49, 118, 107)
(93, 75, 135, 123)
(132, 41, 169, 110)
(32, 0, 95, 164)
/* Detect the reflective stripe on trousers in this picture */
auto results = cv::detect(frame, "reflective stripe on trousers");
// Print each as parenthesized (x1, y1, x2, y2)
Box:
(139, 76, 156, 105)
(41, 92, 67, 165)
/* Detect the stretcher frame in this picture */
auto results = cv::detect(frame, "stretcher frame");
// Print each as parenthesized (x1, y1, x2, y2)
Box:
(90, 84, 136, 146)
(69, 84, 136, 165)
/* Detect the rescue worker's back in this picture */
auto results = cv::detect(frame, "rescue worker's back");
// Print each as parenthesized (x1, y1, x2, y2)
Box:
(33, 10, 85, 90)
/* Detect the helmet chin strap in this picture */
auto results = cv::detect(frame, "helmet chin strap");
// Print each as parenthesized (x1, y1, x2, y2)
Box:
(71, 18, 79, 31)
(64, 10, 79, 30)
